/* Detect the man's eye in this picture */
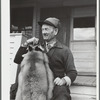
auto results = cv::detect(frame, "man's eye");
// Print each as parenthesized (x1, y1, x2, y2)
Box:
(42, 28, 49, 31)
(46, 28, 49, 31)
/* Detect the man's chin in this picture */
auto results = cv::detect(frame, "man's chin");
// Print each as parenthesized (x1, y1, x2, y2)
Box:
(43, 38, 49, 42)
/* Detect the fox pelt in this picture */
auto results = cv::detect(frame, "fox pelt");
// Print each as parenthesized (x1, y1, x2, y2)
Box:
(15, 50, 54, 100)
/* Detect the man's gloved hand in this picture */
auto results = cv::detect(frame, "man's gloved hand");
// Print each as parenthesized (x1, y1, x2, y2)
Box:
(54, 76, 71, 86)
(27, 37, 39, 45)
(54, 77, 66, 86)
(22, 37, 39, 47)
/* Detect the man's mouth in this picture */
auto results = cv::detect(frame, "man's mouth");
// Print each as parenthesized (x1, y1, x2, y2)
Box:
(43, 33, 48, 36)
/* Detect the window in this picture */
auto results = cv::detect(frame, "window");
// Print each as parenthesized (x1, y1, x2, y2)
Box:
(11, 7, 33, 27)
(73, 17, 95, 40)
(10, 7, 33, 37)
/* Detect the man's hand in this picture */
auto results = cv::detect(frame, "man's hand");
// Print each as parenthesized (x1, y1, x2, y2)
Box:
(22, 37, 39, 47)
(27, 37, 39, 45)
(54, 77, 66, 86)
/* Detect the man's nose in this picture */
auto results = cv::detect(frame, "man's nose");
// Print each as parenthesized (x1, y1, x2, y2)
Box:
(42, 30, 47, 34)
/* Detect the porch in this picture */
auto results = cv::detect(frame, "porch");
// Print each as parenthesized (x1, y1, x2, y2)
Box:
(70, 75, 96, 100)
(10, 0, 97, 99)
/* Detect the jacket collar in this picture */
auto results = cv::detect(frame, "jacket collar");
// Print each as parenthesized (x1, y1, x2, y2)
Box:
(38, 39, 63, 52)
(53, 40, 63, 49)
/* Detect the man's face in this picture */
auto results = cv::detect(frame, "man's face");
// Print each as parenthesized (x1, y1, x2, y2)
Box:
(42, 24, 57, 42)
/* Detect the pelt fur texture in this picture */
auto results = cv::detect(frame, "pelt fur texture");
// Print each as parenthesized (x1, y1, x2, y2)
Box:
(15, 50, 54, 100)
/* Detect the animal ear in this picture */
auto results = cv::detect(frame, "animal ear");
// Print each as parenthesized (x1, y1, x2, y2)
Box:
(22, 54, 26, 57)
(21, 51, 32, 67)
(22, 51, 31, 58)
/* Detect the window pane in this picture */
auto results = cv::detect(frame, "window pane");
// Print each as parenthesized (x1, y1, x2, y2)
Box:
(11, 7, 33, 27)
(73, 17, 95, 40)
(74, 28, 95, 40)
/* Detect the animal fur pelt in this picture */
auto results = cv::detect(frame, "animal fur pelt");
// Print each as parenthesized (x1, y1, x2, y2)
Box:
(15, 50, 54, 100)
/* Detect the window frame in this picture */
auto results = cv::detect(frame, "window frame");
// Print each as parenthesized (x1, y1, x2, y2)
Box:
(72, 17, 96, 41)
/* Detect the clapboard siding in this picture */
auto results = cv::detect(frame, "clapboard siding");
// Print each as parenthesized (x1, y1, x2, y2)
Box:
(70, 41, 96, 73)
(70, 86, 96, 100)
(10, 33, 27, 84)
(73, 51, 96, 59)
(71, 41, 96, 51)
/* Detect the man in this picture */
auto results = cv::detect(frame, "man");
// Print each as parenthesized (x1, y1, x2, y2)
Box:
(14, 17, 77, 100)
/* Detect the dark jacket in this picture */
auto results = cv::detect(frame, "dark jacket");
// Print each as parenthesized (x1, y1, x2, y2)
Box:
(14, 40, 77, 83)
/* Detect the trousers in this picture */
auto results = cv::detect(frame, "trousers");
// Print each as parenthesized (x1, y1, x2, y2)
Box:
(51, 85, 71, 100)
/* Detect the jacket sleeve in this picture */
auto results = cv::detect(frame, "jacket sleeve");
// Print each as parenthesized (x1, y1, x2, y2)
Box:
(64, 48, 77, 83)
(14, 46, 28, 64)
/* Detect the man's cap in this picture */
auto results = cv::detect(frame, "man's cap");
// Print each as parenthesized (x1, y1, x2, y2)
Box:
(38, 17, 61, 29)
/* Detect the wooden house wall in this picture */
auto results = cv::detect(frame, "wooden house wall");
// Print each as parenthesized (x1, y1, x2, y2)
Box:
(70, 6, 96, 73)
(10, 33, 27, 84)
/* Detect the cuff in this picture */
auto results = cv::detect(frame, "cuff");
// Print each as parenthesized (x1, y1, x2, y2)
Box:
(63, 76, 71, 86)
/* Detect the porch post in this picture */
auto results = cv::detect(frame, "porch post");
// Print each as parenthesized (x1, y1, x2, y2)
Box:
(32, 4, 40, 38)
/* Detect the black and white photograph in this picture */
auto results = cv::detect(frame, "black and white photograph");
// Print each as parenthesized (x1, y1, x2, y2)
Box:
(1, 0, 99, 100)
